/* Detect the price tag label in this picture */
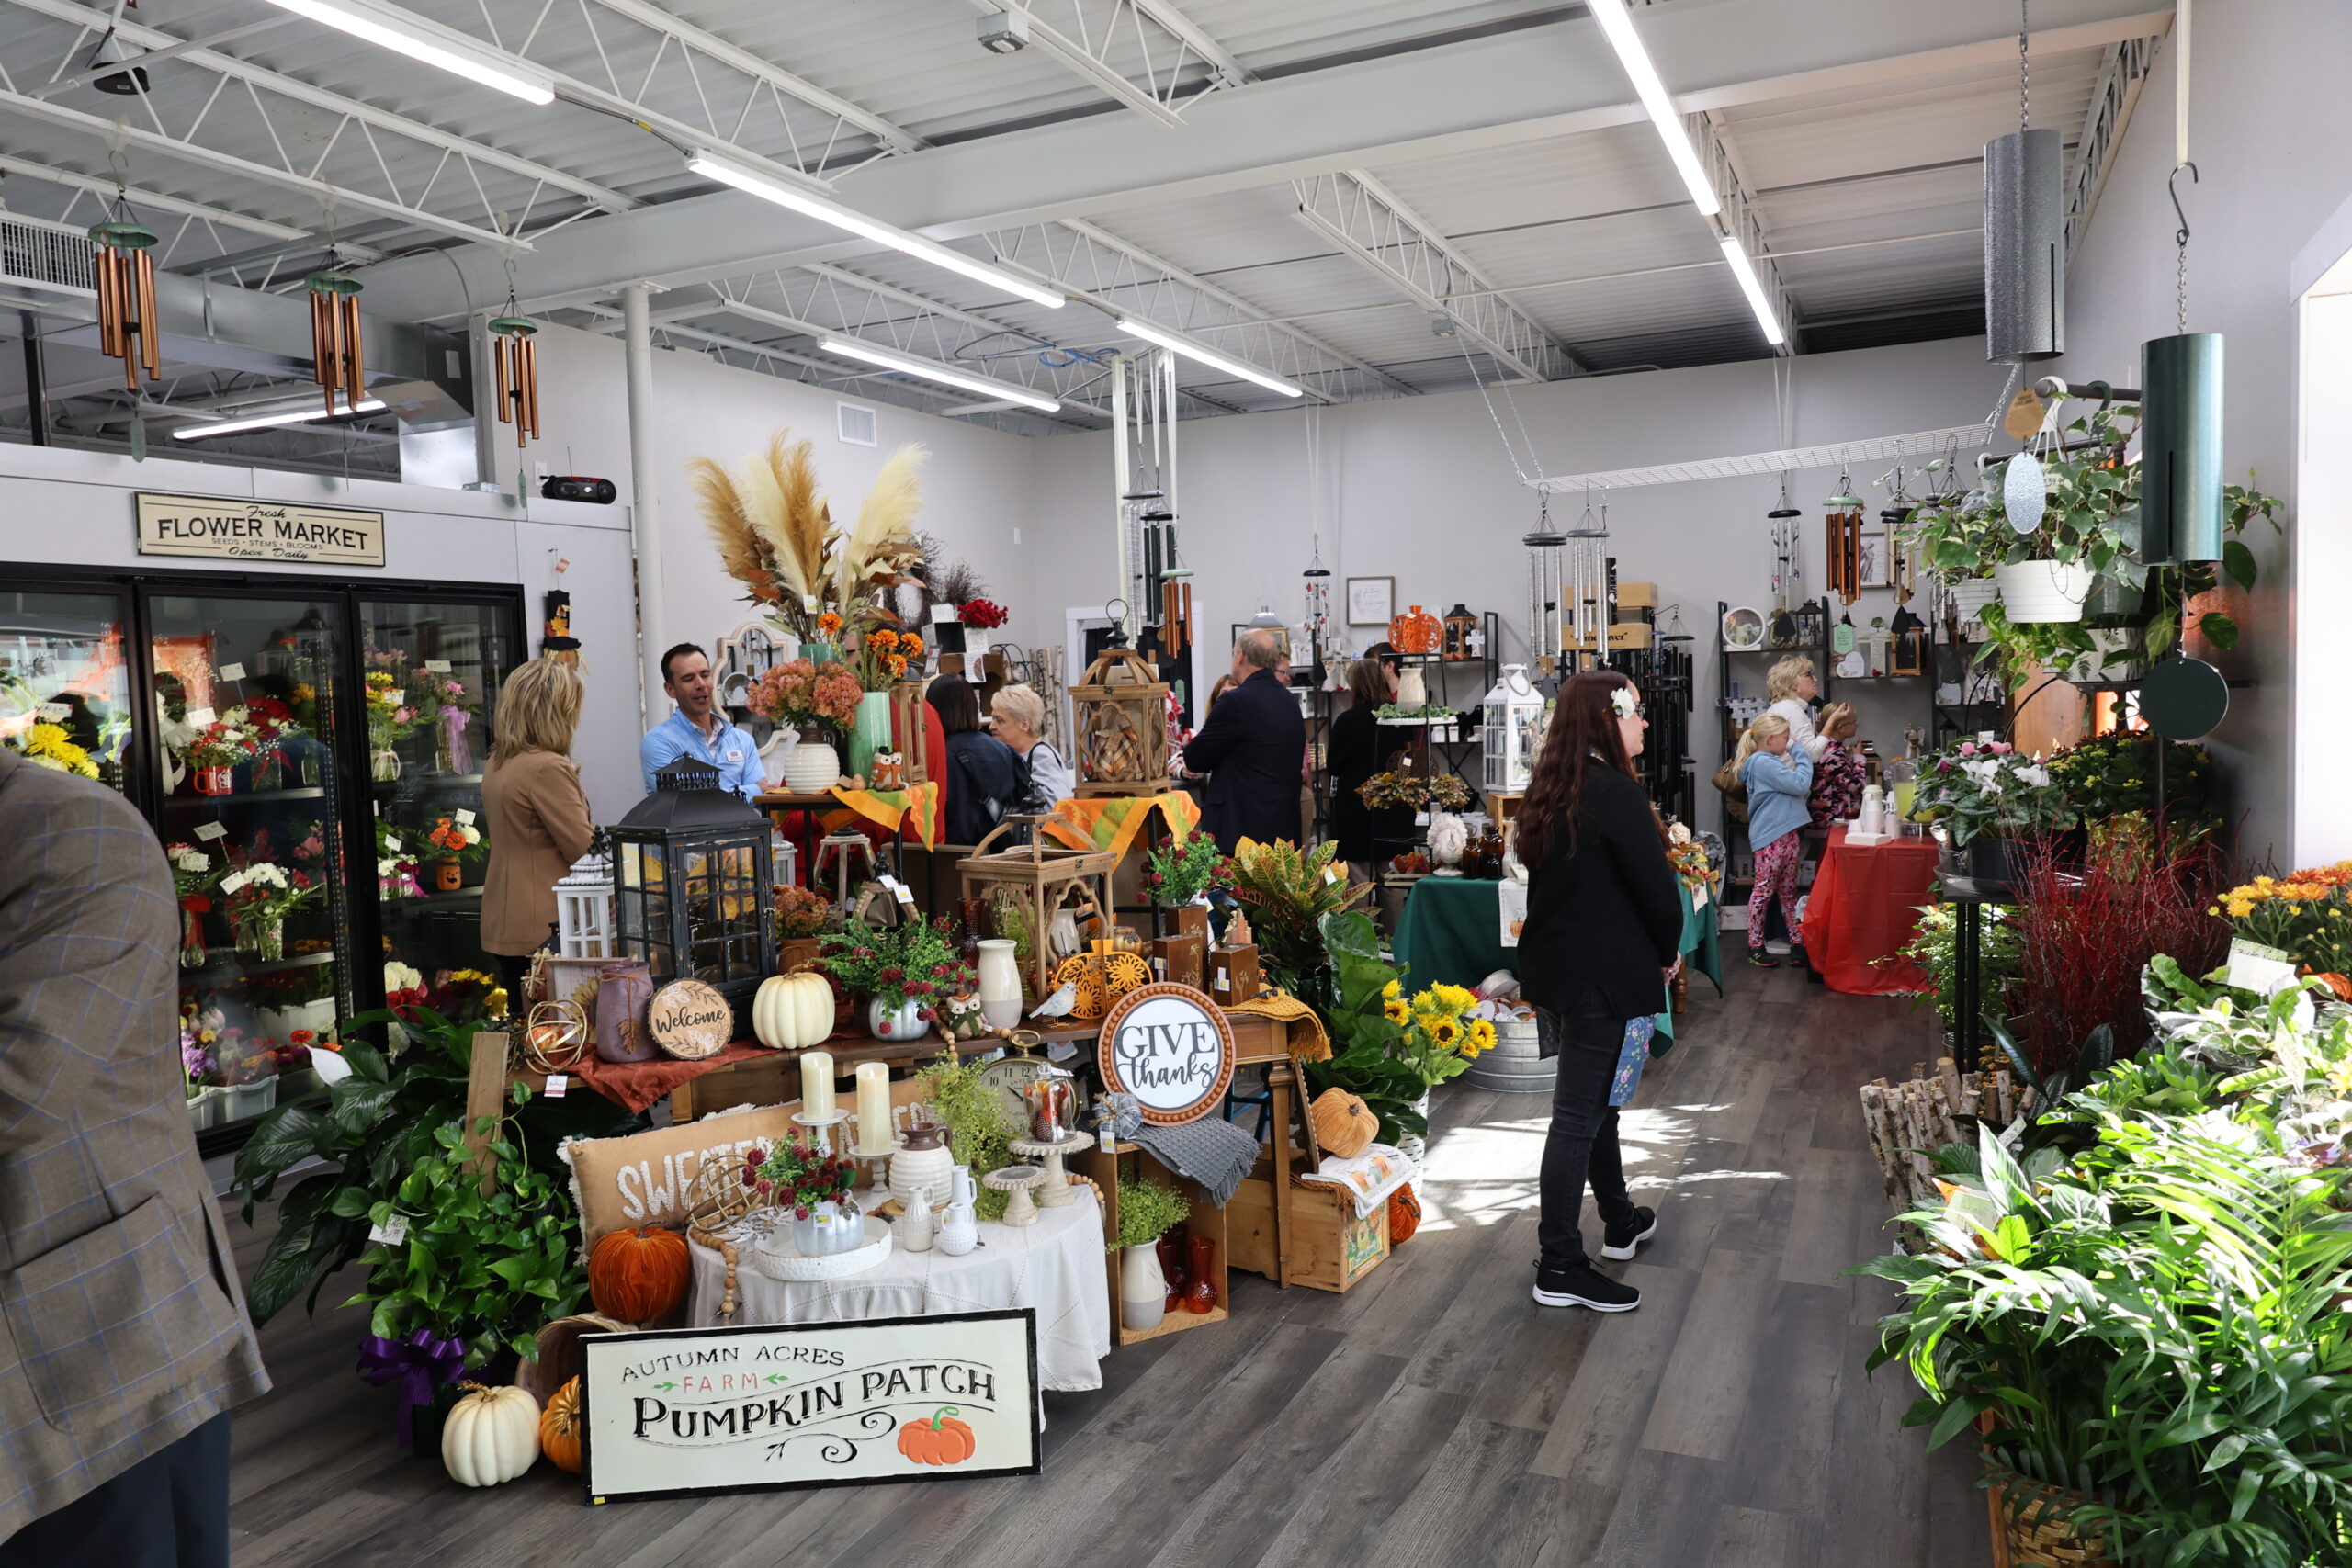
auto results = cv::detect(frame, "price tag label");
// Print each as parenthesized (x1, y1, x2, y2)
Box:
(220, 870, 250, 895)
(186, 705, 216, 728)
(193, 821, 228, 841)
(37, 703, 68, 721)
(383, 834, 401, 852)
(454, 808, 476, 826)
(386, 691, 404, 705)
(368, 1214, 408, 1247)
(2226, 938, 2298, 996)
(424, 660, 452, 673)
(219, 662, 246, 682)
(545, 1074, 569, 1099)
(881, 874, 917, 908)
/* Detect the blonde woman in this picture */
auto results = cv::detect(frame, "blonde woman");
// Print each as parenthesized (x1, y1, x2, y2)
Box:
(1764, 655, 1849, 764)
(481, 658, 596, 998)
(1736, 713, 1812, 968)
(989, 683, 1072, 812)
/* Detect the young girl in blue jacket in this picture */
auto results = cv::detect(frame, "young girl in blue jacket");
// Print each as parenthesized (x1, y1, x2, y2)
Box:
(1736, 713, 1813, 967)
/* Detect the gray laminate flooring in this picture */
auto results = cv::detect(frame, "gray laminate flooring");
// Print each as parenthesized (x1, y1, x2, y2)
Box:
(225, 959, 1986, 1568)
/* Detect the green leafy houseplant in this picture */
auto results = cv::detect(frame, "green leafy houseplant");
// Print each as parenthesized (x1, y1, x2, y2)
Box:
(1109, 1172, 1192, 1252)
(2045, 732, 2210, 819)
(1299, 910, 1471, 1144)
(1222, 838, 1368, 1013)
(1883, 901, 2022, 1032)
(1908, 739, 2075, 848)
(913, 1052, 1012, 1220)
(1142, 826, 1221, 907)
(232, 1007, 631, 1341)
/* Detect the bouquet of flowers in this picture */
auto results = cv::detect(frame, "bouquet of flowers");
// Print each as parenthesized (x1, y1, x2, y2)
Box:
(424, 815, 486, 863)
(364, 671, 422, 752)
(957, 599, 1009, 630)
(184, 712, 262, 770)
(819, 916, 974, 1026)
(742, 1136, 854, 1220)
(1144, 827, 1223, 907)
(2211, 864, 2352, 979)
(748, 657, 863, 741)
(774, 885, 831, 938)
(180, 1003, 219, 1094)
(15, 720, 97, 777)
(224, 862, 317, 952)
(377, 818, 424, 899)
(1665, 821, 1713, 897)
(1908, 739, 2075, 848)
(384, 961, 428, 1019)
(428, 967, 508, 1022)
(849, 622, 925, 693)
(166, 841, 216, 898)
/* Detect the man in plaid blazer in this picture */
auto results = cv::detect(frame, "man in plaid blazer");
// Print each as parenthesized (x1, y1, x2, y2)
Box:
(0, 747, 269, 1562)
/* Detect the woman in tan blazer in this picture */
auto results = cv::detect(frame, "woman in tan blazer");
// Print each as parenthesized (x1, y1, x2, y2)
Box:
(481, 659, 596, 998)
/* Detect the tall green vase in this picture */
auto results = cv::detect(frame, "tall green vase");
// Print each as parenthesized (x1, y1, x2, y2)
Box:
(848, 690, 892, 783)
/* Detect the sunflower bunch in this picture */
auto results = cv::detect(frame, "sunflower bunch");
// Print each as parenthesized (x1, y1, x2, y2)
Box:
(1406, 981, 1488, 1058)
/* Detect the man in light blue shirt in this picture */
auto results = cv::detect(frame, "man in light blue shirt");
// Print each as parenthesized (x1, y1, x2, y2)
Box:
(639, 643, 764, 801)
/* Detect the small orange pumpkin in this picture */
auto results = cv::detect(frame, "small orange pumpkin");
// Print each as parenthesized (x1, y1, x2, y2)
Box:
(896, 1405, 977, 1466)
(1310, 1088, 1376, 1160)
(1388, 1184, 1422, 1245)
(540, 1376, 584, 1473)
(587, 1225, 691, 1323)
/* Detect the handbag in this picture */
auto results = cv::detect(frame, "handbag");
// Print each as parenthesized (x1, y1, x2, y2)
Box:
(1711, 756, 1749, 823)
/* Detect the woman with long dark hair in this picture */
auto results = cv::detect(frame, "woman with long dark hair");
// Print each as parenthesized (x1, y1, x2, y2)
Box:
(1514, 670, 1685, 1312)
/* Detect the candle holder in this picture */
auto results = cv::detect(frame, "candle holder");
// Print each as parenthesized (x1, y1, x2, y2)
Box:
(789, 1109, 853, 1158)
(983, 1165, 1046, 1228)
(1008, 1130, 1093, 1210)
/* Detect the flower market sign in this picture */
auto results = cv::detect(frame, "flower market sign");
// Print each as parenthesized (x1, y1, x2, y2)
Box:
(577, 1312, 1039, 1502)
(135, 492, 385, 567)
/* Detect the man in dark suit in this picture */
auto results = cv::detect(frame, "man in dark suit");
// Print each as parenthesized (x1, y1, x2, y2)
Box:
(1178, 629, 1307, 852)
(0, 747, 269, 1565)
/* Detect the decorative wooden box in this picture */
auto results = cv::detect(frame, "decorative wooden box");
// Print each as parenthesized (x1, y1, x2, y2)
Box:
(1227, 1158, 1390, 1293)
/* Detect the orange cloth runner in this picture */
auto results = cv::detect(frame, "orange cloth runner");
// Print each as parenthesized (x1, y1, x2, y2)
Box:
(1042, 792, 1202, 861)
(830, 782, 943, 852)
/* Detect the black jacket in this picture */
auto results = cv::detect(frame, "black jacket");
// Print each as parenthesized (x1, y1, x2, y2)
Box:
(1182, 668, 1306, 852)
(1519, 764, 1685, 1029)
(1329, 701, 1415, 863)
(944, 730, 1026, 847)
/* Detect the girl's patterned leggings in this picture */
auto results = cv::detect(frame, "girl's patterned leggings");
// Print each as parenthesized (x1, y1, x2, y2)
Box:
(1747, 833, 1804, 949)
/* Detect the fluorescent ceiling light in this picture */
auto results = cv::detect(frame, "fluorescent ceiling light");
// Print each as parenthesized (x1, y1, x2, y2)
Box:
(256, 0, 553, 104)
(1585, 0, 1718, 216)
(686, 149, 1066, 311)
(172, 399, 386, 440)
(818, 338, 1060, 413)
(1114, 316, 1304, 399)
(1718, 237, 1785, 346)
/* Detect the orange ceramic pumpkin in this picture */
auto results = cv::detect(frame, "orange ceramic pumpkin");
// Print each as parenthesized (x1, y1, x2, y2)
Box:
(897, 1406, 977, 1466)
(1387, 604, 1442, 655)
(540, 1376, 584, 1473)
(587, 1226, 691, 1323)
(1388, 1184, 1422, 1245)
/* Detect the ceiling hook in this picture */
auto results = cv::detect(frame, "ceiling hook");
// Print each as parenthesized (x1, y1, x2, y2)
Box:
(2168, 161, 2199, 250)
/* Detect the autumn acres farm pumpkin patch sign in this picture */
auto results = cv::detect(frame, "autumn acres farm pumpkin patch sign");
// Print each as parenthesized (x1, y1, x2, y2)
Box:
(576, 1312, 1040, 1502)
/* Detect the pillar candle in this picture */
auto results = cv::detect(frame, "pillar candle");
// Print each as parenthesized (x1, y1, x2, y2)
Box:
(800, 1050, 835, 1119)
(854, 1062, 892, 1152)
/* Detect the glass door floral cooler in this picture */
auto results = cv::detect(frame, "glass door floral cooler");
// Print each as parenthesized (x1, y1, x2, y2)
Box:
(0, 572, 523, 1154)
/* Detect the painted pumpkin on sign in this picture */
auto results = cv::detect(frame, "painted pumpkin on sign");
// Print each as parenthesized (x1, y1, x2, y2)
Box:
(587, 1224, 691, 1323)
(897, 1405, 977, 1466)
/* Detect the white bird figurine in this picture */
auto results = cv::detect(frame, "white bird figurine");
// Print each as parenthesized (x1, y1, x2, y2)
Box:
(1029, 980, 1080, 1021)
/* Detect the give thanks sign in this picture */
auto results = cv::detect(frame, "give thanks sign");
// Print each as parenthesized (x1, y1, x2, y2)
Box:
(578, 1312, 1040, 1502)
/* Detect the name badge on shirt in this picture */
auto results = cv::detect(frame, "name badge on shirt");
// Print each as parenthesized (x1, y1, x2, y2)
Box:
(725, 747, 743, 764)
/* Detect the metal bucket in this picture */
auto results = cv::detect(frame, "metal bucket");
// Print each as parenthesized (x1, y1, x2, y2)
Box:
(1462, 1018, 1554, 1094)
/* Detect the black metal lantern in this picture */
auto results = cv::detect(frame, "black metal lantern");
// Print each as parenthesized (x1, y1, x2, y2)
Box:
(609, 758, 776, 1035)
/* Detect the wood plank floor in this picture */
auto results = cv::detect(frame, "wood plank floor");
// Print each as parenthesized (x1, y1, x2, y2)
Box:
(225, 961, 1986, 1568)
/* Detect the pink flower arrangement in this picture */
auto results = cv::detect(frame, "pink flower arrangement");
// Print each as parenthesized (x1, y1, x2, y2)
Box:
(1955, 739, 2014, 758)
(749, 657, 864, 739)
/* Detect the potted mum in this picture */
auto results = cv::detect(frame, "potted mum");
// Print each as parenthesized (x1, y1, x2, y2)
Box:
(748, 656, 863, 794)
(1909, 739, 2075, 886)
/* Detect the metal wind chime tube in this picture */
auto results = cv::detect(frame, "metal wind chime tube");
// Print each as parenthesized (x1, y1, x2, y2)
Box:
(89, 219, 161, 390)
(490, 313, 541, 447)
(304, 266, 365, 417)
(1563, 493, 1609, 660)
(1522, 510, 1566, 673)
(1982, 1, 2064, 362)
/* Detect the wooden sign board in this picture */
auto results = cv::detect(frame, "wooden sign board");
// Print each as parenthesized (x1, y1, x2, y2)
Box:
(1096, 982, 1234, 1125)
(649, 979, 731, 1059)
(134, 492, 385, 567)
(578, 1311, 1040, 1503)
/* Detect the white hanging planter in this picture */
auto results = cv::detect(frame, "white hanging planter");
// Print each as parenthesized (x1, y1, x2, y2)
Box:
(1945, 578, 2001, 620)
(1993, 560, 2094, 624)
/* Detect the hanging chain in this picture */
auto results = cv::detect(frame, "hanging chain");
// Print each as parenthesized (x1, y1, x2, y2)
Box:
(2018, 0, 2030, 134)
(2169, 162, 2198, 335)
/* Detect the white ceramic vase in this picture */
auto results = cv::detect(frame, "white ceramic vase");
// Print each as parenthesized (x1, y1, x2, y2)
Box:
(1993, 560, 2094, 624)
(976, 939, 1023, 1029)
(935, 1166, 979, 1257)
(888, 1141, 955, 1213)
(783, 736, 842, 794)
(1396, 665, 1428, 707)
(1121, 1243, 1167, 1332)
(894, 1188, 934, 1253)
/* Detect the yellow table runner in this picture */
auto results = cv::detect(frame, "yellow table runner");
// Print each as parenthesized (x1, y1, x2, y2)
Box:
(829, 782, 944, 852)
(1042, 792, 1202, 860)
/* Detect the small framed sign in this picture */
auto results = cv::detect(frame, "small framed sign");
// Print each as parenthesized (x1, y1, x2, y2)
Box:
(1345, 575, 1395, 627)
(1095, 982, 1235, 1125)
(578, 1312, 1040, 1503)
(648, 979, 732, 1059)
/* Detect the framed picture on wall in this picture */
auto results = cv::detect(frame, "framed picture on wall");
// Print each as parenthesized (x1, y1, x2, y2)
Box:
(1856, 530, 1891, 589)
(1345, 576, 1395, 626)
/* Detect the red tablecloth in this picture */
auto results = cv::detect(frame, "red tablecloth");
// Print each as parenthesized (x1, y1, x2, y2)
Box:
(569, 1039, 774, 1114)
(1802, 826, 1940, 995)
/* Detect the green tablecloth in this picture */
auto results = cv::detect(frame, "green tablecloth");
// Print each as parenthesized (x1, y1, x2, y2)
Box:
(1391, 874, 1722, 1041)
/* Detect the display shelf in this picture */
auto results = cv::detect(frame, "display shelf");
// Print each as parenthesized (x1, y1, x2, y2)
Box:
(179, 949, 337, 987)
(164, 784, 331, 812)
(1119, 1303, 1228, 1344)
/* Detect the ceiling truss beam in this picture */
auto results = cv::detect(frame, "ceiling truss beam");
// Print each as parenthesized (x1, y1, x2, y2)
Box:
(0, 153, 310, 243)
(965, 0, 1243, 128)
(2064, 31, 2161, 261)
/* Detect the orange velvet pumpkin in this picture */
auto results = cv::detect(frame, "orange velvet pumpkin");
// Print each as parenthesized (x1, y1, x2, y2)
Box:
(896, 1406, 977, 1466)
(540, 1376, 584, 1473)
(1387, 1184, 1422, 1245)
(587, 1226, 691, 1323)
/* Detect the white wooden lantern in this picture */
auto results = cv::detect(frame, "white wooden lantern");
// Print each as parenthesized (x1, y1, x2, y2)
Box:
(555, 851, 616, 958)
(1480, 664, 1548, 794)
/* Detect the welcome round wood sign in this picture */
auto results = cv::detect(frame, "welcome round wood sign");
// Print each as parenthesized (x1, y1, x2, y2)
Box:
(648, 979, 732, 1060)
(1095, 982, 1234, 1125)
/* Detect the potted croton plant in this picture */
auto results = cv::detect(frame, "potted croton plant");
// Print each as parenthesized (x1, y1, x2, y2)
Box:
(1909, 738, 2075, 886)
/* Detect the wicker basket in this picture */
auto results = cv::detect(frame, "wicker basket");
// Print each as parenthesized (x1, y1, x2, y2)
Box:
(514, 1312, 631, 1404)
(1986, 1470, 2115, 1568)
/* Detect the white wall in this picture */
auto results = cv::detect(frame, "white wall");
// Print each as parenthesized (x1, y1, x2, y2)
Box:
(0, 443, 644, 818)
(1027, 334, 2005, 809)
(2054, 0, 2352, 863)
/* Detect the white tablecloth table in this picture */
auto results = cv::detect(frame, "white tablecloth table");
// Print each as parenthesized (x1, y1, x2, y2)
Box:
(687, 1189, 1113, 1392)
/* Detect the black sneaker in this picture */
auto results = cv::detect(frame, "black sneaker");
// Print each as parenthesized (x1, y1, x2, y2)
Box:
(1532, 1263, 1642, 1312)
(1747, 949, 1780, 968)
(1601, 1206, 1657, 1260)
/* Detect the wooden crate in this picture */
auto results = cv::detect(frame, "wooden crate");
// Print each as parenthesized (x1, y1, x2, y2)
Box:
(1073, 1141, 1231, 1347)
(1227, 1159, 1390, 1293)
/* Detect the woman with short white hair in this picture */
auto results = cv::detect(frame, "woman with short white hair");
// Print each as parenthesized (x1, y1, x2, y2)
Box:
(989, 683, 1072, 813)
(1764, 654, 1848, 764)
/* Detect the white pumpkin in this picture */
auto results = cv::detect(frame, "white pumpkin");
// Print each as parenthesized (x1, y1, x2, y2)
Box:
(441, 1382, 540, 1487)
(753, 971, 833, 1051)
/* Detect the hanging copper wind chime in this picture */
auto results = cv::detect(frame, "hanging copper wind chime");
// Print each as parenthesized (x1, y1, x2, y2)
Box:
(304, 261, 365, 417)
(1824, 468, 1865, 605)
(90, 212, 161, 391)
(489, 307, 540, 447)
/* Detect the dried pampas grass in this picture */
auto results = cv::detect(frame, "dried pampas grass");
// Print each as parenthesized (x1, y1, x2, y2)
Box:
(834, 444, 927, 606)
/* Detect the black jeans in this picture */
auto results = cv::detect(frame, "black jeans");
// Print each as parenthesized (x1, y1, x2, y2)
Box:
(0, 1411, 230, 1568)
(1536, 1009, 1639, 1272)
